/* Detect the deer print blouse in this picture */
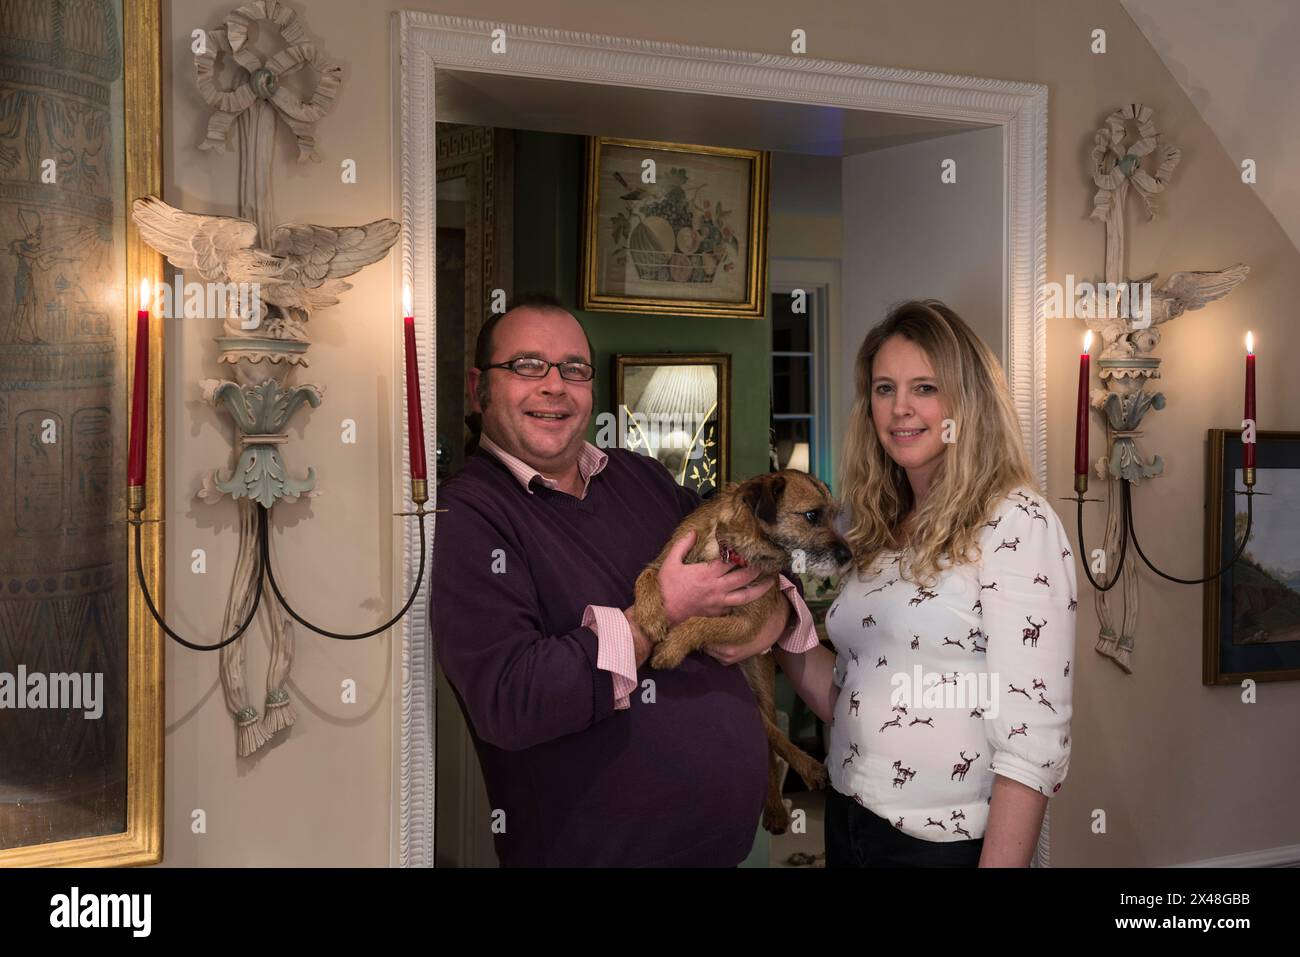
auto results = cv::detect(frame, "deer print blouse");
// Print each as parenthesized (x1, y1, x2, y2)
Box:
(824, 485, 1077, 843)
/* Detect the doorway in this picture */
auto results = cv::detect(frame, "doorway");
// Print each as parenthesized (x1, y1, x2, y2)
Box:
(395, 14, 1048, 868)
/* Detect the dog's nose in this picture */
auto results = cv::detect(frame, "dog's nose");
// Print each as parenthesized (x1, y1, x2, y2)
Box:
(833, 542, 852, 565)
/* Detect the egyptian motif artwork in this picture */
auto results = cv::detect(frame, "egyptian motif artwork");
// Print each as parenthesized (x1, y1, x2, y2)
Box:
(0, 0, 129, 849)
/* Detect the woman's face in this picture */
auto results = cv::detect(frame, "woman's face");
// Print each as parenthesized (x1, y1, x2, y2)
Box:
(869, 334, 949, 482)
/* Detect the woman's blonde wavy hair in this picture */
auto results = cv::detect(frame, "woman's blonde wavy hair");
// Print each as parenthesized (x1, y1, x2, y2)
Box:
(839, 300, 1033, 586)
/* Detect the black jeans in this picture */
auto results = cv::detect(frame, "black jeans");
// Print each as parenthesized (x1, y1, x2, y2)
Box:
(824, 787, 984, 868)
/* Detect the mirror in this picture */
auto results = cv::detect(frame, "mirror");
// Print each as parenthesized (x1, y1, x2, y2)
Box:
(0, 0, 163, 866)
(615, 353, 731, 498)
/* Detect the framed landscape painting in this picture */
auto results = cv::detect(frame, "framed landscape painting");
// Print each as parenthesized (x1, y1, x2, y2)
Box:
(1203, 429, 1300, 685)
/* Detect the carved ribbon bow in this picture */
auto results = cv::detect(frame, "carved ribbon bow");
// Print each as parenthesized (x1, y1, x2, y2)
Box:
(1090, 103, 1182, 223)
(194, 0, 342, 163)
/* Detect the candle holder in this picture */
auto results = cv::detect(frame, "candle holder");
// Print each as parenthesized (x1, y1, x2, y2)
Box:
(1074, 339, 1256, 673)
(128, 489, 441, 650)
(125, 0, 417, 756)
(1066, 477, 1257, 594)
(1071, 351, 1253, 590)
(1066, 351, 1258, 613)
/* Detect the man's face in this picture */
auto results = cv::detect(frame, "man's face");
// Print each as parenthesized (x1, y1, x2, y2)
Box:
(468, 307, 594, 473)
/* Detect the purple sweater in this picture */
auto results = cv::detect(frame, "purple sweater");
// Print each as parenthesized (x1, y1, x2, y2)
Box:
(430, 446, 767, 866)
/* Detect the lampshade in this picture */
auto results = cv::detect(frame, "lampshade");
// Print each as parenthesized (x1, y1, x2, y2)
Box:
(636, 365, 717, 416)
(786, 441, 810, 473)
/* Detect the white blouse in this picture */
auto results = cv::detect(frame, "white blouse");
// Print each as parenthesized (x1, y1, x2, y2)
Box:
(825, 485, 1078, 843)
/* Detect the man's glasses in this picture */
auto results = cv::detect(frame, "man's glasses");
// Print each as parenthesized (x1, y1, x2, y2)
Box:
(483, 357, 595, 382)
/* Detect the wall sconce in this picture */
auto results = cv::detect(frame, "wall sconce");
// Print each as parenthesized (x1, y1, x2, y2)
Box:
(126, 280, 436, 649)
(119, 2, 436, 756)
(1067, 328, 1258, 634)
(1074, 101, 1253, 673)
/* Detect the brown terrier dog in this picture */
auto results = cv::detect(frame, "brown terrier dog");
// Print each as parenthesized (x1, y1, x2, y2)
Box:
(632, 469, 851, 833)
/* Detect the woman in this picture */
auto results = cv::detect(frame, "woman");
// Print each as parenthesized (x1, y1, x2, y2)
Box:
(777, 300, 1076, 867)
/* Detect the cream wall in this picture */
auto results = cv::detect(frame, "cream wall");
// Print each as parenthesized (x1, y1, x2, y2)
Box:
(840, 125, 1006, 482)
(160, 0, 1299, 866)
(770, 150, 842, 261)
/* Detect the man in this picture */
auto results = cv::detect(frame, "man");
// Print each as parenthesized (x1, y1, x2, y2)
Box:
(430, 293, 819, 867)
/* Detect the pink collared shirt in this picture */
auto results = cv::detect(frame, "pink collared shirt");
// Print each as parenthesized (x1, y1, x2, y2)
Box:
(478, 432, 608, 499)
(478, 433, 820, 710)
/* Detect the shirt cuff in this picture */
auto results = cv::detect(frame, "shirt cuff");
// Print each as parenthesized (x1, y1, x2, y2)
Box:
(582, 605, 638, 710)
(775, 575, 819, 654)
(988, 749, 1066, 797)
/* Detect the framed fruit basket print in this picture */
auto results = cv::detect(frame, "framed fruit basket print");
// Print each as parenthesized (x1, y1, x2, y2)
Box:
(581, 137, 768, 318)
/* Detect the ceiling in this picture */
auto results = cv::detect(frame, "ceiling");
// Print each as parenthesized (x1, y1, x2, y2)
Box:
(1122, 0, 1300, 256)
(434, 69, 987, 157)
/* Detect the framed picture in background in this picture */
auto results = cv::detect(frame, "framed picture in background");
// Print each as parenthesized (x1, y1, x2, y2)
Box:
(614, 354, 730, 499)
(1204, 429, 1300, 684)
(582, 137, 768, 318)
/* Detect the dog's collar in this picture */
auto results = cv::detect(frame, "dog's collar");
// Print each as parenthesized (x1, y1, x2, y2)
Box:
(718, 541, 750, 568)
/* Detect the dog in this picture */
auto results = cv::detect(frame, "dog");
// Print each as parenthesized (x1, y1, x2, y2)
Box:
(631, 470, 851, 834)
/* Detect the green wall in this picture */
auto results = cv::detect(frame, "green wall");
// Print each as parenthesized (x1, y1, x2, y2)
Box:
(513, 130, 774, 482)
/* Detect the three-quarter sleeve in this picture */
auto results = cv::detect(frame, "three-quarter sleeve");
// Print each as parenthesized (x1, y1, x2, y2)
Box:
(977, 489, 1078, 796)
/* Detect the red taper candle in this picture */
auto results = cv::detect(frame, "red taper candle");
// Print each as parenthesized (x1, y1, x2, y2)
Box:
(1075, 331, 1092, 478)
(1243, 331, 1256, 470)
(127, 278, 150, 489)
(402, 285, 427, 481)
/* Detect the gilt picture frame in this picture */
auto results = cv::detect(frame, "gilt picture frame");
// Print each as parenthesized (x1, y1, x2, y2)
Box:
(582, 137, 768, 318)
(1203, 429, 1300, 685)
(614, 353, 730, 499)
(0, 0, 164, 866)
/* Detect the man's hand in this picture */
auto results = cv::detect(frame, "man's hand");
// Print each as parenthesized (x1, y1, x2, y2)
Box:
(658, 530, 776, 627)
(705, 589, 791, 665)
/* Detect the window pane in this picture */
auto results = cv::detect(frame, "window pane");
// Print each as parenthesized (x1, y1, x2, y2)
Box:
(772, 355, 811, 415)
(774, 419, 811, 471)
(771, 291, 811, 352)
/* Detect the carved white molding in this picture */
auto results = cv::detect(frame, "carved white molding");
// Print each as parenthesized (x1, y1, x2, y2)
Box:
(393, 11, 1049, 868)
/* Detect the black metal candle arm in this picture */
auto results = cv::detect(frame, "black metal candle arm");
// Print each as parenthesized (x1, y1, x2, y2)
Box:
(129, 495, 437, 651)
(1067, 478, 1257, 593)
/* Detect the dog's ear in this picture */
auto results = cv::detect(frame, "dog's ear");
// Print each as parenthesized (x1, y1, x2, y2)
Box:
(742, 474, 786, 525)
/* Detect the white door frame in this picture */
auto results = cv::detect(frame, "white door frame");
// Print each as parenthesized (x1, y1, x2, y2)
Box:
(391, 11, 1048, 868)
